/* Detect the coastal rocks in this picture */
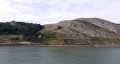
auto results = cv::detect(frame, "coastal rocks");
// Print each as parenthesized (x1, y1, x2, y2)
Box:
(0, 38, 9, 43)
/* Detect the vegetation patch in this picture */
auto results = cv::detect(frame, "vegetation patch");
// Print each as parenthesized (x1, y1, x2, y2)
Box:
(0, 35, 23, 38)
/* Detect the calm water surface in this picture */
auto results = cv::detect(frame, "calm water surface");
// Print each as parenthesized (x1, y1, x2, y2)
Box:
(0, 46, 120, 64)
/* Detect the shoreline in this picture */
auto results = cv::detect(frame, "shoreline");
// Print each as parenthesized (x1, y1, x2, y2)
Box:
(0, 43, 120, 47)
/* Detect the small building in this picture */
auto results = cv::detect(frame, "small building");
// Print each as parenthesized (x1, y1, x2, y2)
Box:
(38, 35, 42, 38)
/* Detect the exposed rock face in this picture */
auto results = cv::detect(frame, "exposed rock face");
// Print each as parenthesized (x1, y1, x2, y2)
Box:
(42, 18, 120, 39)
(75, 18, 120, 34)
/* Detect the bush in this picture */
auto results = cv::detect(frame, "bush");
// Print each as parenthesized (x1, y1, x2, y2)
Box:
(57, 26, 62, 29)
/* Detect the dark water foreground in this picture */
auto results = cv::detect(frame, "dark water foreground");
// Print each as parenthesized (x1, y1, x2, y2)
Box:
(0, 47, 120, 64)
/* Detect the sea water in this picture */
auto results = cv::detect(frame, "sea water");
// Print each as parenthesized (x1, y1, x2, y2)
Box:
(0, 46, 120, 64)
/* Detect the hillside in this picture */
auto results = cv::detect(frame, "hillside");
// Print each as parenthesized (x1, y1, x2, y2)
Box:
(0, 18, 120, 45)
(40, 18, 120, 45)
(41, 18, 120, 39)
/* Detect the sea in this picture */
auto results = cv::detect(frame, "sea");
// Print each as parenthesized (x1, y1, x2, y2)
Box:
(0, 46, 120, 64)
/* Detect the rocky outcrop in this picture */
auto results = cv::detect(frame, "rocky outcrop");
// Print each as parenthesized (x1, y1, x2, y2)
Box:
(75, 18, 120, 34)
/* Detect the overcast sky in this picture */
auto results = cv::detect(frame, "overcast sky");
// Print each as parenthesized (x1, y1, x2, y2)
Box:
(0, 0, 120, 24)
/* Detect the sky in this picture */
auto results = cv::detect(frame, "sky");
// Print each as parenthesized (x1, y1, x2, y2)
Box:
(0, 0, 120, 25)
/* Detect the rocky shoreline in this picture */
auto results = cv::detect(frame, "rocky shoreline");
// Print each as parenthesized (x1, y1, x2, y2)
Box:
(0, 43, 120, 47)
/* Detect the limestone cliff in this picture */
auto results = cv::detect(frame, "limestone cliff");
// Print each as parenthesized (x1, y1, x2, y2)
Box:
(41, 18, 120, 39)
